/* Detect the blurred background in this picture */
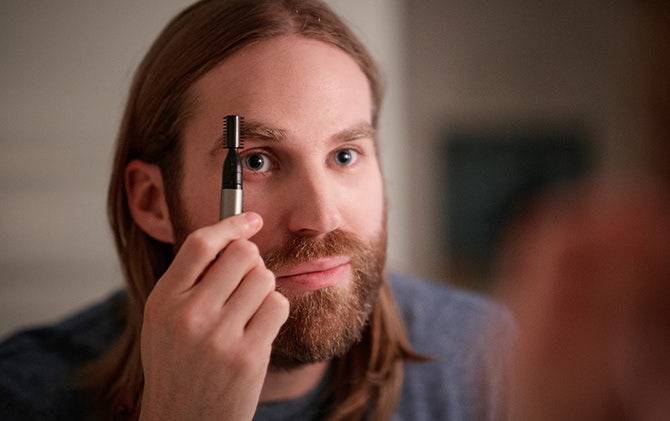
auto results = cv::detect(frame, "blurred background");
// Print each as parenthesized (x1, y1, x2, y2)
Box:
(1, 0, 667, 337)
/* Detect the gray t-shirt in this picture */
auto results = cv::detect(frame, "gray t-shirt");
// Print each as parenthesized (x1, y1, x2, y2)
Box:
(252, 274, 514, 421)
(0, 273, 514, 420)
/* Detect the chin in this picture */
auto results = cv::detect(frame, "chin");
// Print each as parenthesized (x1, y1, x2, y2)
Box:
(269, 273, 379, 371)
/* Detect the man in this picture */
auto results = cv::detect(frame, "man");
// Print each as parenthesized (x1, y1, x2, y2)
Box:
(0, 1, 512, 419)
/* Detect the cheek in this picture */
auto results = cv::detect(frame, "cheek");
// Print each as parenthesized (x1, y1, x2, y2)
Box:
(242, 183, 281, 249)
(351, 175, 385, 234)
(178, 165, 222, 228)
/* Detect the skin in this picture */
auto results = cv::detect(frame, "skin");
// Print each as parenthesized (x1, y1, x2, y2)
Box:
(126, 35, 385, 420)
(496, 176, 670, 420)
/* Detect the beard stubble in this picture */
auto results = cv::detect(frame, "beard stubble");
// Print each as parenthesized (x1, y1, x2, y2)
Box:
(170, 210, 387, 371)
(263, 229, 386, 370)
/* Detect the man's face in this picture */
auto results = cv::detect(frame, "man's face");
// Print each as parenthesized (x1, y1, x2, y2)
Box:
(173, 35, 386, 368)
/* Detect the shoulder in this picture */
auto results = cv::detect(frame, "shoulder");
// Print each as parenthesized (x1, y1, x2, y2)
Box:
(389, 272, 498, 315)
(388, 273, 512, 352)
(0, 290, 126, 418)
(388, 273, 516, 421)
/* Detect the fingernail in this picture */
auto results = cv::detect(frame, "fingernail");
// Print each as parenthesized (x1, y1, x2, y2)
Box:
(243, 212, 262, 229)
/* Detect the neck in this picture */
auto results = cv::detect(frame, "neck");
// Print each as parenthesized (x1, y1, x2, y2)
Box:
(259, 360, 330, 403)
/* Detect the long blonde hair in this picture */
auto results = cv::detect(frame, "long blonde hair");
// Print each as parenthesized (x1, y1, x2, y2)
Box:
(96, 1, 423, 419)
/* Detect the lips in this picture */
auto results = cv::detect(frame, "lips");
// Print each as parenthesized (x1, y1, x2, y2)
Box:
(275, 255, 351, 291)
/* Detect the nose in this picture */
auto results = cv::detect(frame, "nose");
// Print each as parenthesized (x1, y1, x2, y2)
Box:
(285, 169, 344, 236)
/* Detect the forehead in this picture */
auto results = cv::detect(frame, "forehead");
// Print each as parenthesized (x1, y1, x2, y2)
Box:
(184, 35, 373, 141)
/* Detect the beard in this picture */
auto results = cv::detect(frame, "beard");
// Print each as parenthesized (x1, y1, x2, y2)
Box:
(263, 229, 386, 370)
(169, 208, 387, 371)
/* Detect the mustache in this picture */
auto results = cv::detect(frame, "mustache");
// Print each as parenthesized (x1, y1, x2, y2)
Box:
(262, 230, 371, 273)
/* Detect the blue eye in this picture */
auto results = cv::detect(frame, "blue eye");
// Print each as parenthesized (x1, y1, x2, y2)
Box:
(334, 148, 358, 167)
(244, 153, 272, 173)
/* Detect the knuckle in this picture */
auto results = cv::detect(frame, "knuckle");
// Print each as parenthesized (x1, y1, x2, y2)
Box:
(202, 330, 233, 357)
(186, 228, 218, 256)
(248, 264, 273, 285)
(173, 303, 207, 337)
(233, 239, 261, 257)
(226, 239, 262, 265)
(267, 291, 290, 320)
(257, 268, 277, 292)
(229, 346, 256, 370)
(204, 336, 259, 372)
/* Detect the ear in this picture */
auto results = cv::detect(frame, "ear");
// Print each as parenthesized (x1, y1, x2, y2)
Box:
(125, 159, 174, 243)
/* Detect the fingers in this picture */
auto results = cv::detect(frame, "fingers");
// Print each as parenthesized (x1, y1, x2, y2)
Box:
(154, 212, 263, 296)
(145, 209, 287, 342)
(190, 238, 266, 311)
(139, 211, 289, 421)
(245, 291, 289, 345)
(220, 264, 278, 330)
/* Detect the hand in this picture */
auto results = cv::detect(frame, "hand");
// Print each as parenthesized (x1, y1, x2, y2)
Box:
(138, 212, 290, 421)
(496, 176, 670, 420)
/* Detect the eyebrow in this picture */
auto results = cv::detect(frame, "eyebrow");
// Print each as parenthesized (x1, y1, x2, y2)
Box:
(243, 120, 289, 142)
(332, 122, 377, 144)
(210, 119, 376, 156)
(244, 119, 376, 144)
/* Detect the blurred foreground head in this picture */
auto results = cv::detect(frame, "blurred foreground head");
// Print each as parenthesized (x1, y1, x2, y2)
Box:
(496, 174, 670, 420)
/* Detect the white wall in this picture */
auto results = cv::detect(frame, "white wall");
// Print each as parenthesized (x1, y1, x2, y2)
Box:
(0, 1, 407, 337)
(0, 1, 191, 337)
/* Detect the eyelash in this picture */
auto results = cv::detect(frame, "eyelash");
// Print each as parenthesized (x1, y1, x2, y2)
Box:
(333, 148, 359, 167)
(240, 147, 362, 176)
(241, 150, 276, 174)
